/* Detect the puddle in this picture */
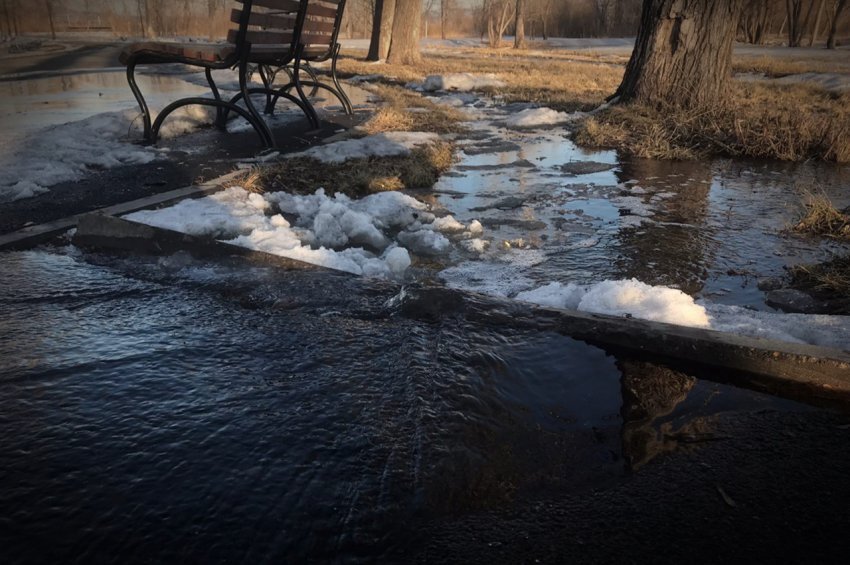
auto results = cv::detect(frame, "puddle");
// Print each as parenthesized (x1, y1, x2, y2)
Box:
(0, 246, 811, 561)
(432, 105, 850, 310)
(0, 70, 209, 141)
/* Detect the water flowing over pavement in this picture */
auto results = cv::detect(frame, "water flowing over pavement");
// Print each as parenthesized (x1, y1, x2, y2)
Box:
(3, 247, 850, 563)
(2, 48, 850, 563)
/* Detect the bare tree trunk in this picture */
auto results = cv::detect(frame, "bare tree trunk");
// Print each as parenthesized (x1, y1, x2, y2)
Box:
(1, 0, 11, 37)
(367, 0, 396, 61)
(513, 0, 526, 48)
(615, 0, 745, 108)
(827, 0, 848, 48)
(787, 0, 816, 47)
(810, 0, 827, 45)
(387, 0, 421, 65)
(137, 0, 146, 38)
(441, 0, 449, 39)
(44, 0, 55, 39)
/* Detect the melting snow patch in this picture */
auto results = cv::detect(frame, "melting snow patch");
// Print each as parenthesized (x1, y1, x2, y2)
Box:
(422, 73, 505, 92)
(290, 132, 440, 163)
(126, 187, 484, 279)
(504, 107, 584, 128)
(514, 279, 850, 350)
(2, 110, 151, 202)
(516, 279, 711, 328)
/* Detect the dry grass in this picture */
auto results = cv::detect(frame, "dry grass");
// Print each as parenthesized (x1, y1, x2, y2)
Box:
(791, 190, 850, 239)
(239, 140, 455, 198)
(789, 255, 850, 313)
(733, 54, 850, 77)
(337, 51, 622, 112)
(360, 84, 468, 135)
(576, 83, 850, 162)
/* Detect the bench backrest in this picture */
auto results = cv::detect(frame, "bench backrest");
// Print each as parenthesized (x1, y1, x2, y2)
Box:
(228, 0, 309, 56)
(302, 0, 347, 61)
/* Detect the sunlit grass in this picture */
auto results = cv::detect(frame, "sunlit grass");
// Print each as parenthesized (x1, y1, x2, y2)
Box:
(792, 189, 850, 239)
(359, 84, 468, 135)
(237, 141, 456, 198)
(576, 84, 850, 162)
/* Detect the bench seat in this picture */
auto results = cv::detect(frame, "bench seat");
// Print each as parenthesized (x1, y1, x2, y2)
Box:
(119, 42, 237, 67)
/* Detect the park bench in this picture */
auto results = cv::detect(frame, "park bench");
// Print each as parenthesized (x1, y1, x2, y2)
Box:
(120, 0, 325, 148)
(255, 0, 352, 117)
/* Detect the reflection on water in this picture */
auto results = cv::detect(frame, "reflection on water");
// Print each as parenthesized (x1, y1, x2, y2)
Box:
(0, 247, 800, 562)
(0, 71, 209, 141)
(436, 123, 850, 309)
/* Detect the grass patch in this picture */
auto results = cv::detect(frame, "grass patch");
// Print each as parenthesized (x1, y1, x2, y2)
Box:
(791, 190, 850, 239)
(576, 83, 850, 162)
(360, 84, 468, 135)
(239, 140, 455, 198)
(338, 51, 622, 112)
(789, 255, 850, 313)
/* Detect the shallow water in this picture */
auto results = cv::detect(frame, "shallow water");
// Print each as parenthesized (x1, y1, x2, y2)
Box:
(0, 247, 801, 562)
(0, 70, 209, 140)
(434, 110, 850, 309)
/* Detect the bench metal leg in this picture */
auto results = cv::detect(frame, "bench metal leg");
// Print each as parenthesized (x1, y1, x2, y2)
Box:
(126, 58, 152, 141)
(206, 68, 227, 131)
(291, 44, 320, 128)
(150, 97, 273, 148)
(330, 43, 353, 115)
(238, 59, 275, 147)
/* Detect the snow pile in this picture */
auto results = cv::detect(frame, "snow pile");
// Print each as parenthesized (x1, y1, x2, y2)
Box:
(0, 106, 210, 203)
(517, 279, 711, 328)
(126, 187, 484, 279)
(291, 132, 440, 164)
(422, 73, 505, 92)
(504, 107, 583, 128)
(514, 279, 850, 350)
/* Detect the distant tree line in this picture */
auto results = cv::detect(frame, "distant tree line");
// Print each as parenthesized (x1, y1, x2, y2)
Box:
(1, 0, 847, 50)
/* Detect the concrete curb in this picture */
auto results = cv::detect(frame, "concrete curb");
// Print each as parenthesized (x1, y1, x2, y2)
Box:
(400, 286, 850, 406)
(0, 169, 244, 251)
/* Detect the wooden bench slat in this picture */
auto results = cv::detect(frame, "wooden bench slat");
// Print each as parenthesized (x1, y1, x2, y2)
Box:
(230, 8, 297, 29)
(235, 0, 302, 11)
(303, 19, 336, 33)
(228, 29, 296, 45)
(306, 4, 340, 19)
(300, 32, 333, 46)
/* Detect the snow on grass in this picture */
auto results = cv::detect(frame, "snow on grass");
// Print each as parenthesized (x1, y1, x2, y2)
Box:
(504, 107, 584, 128)
(290, 132, 440, 164)
(422, 73, 505, 92)
(126, 187, 484, 279)
(514, 279, 850, 350)
(0, 106, 210, 203)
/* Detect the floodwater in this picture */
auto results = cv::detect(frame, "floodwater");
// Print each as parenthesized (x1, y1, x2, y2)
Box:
(1, 70, 849, 561)
(431, 102, 850, 310)
(0, 69, 209, 139)
(0, 247, 804, 562)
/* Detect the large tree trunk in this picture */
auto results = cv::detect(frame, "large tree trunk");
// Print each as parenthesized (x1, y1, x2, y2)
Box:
(513, 0, 526, 48)
(387, 0, 421, 65)
(367, 0, 396, 61)
(614, 0, 745, 109)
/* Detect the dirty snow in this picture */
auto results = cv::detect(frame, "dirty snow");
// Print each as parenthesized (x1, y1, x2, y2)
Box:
(504, 107, 583, 128)
(0, 106, 212, 203)
(125, 186, 483, 279)
(291, 132, 440, 164)
(422, 73, 505, 92)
